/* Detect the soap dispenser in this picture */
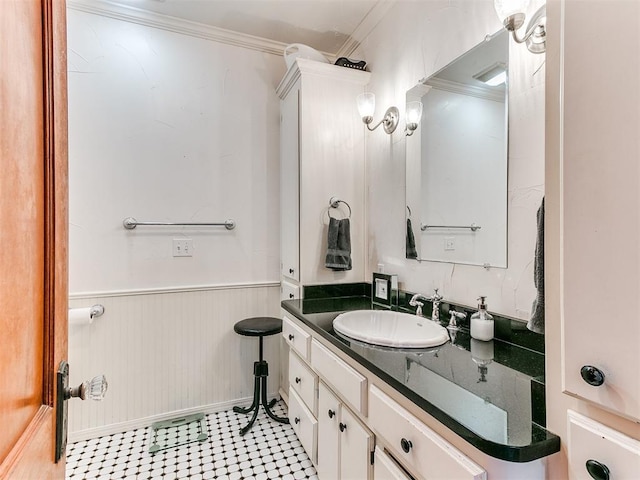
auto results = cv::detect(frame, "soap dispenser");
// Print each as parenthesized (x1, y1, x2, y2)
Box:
(470, 296, 494, 341)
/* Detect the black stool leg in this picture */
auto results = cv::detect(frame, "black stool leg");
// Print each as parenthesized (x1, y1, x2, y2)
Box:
(261, 375, 288, 424)
(233, 369, 260, 415)
(234, 335, 287, 435)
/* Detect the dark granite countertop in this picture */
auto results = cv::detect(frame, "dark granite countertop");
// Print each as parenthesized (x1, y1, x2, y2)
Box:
(281, 283, 560, 463)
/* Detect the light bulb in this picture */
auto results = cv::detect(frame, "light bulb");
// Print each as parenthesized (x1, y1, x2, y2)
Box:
(406, 101, 423, 125)
(356, 92, 375, 119)
(494, 0, 530, 22)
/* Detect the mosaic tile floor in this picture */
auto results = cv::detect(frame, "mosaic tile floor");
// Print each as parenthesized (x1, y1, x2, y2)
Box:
(66, 402, 318, 480)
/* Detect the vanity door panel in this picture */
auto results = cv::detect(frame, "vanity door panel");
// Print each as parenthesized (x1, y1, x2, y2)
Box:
(289, 349, 317, 415)
(283, 315, 311, 360)
(561, 0, 640, 422)
(280, 85, 300, 282)
(311, 339, 367, 415)
(289, 388, 317, 465)
(374, 447, 412, 480)
(369, 385, 485, 480)
(317, 382, 340, 480)
(567, 410, 640, 479)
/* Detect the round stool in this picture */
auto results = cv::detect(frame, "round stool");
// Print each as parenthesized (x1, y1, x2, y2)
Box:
(233, 317, 289, 435)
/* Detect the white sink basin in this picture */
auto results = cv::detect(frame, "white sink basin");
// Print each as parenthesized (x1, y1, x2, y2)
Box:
(333, 310, 450, 349)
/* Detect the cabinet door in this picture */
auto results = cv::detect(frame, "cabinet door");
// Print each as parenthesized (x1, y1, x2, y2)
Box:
(317, 382, 340, 480)
(280, 87, 300, 282)
(340, 406, 374, 480)
(568, 410, 640, 479)
(561, 0, 640, 421)
(374, 447, 411, 480)
(288, 388, 317, 464)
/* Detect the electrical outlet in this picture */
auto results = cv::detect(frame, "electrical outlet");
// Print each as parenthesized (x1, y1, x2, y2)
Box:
(445, 237, 455, 251)
(173, 239, 193, 257)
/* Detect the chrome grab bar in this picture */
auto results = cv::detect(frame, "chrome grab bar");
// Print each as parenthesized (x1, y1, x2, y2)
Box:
(421, 223, 481, 232)
(123, 217, 236, 230)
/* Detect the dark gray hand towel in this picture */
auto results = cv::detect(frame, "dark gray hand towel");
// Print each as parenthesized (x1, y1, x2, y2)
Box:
(406, 218, 418, 259)
(527, 198, 545, 334)
(325, 217, 352, 270)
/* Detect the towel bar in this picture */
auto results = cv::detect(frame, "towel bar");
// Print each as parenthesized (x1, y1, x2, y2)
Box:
(123, 217, 236, 230)
(421, 223, 481, 232)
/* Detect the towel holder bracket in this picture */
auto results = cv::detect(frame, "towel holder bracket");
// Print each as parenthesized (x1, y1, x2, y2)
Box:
(328, 197, 352, 219)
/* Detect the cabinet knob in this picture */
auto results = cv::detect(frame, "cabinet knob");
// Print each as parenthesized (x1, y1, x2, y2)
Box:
(328, 409, 335, 419)
(289, 268, 294, 274)
(400, 438, 413, 453)
(581, 365, 605, 387)
(586, 459, 610, 480)
(289, 293, 294, 299)
(288, 334, 294, 341)
(294, 417, 300, 425)
(295, 377, 301, 384)
(339, 422, 347, 432)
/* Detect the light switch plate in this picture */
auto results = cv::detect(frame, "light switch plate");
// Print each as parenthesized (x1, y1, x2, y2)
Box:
(173, 239, 193, 257)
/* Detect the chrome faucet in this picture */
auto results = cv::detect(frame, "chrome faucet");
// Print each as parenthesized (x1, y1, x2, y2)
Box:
(430, 288, 443, 322)
(410, 288, 443, 322)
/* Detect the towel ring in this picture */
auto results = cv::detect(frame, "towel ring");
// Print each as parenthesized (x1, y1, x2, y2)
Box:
(328, 197, 351, 220)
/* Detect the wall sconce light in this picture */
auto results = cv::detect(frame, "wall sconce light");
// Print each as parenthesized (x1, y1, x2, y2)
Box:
(405, 101, 423, 136)
(357, 92, 399, 134)
(494, 0, 546, 54)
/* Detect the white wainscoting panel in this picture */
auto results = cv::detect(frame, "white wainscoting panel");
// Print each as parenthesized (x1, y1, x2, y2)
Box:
(68, 284, 280, 440)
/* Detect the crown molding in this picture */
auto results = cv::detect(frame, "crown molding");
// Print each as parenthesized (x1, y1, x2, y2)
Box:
(276, 58, 371, 98)
(67, 0, 290, 56)
(335, 0, 397, 59)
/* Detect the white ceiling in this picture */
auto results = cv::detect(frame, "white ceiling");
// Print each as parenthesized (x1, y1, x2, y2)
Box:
(108, 0, 381, 54)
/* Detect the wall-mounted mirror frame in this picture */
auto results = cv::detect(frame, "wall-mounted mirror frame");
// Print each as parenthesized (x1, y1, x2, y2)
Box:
(406, 30, 509, 268)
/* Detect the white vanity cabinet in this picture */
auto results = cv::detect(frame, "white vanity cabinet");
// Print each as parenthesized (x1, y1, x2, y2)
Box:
(276, 58, 370, 293)
(317, 381, 374, 480)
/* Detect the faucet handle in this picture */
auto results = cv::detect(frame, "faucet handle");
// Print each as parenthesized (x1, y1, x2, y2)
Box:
(448, 309, 466, 330)
(409, 294, 425, 317)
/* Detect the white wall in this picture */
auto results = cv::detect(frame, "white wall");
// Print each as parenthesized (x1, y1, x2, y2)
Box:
(356, 0, 545, 320)
(68, 9, 285, 294)
(68, 285, 281, 440)
(67, 8, 286, 436)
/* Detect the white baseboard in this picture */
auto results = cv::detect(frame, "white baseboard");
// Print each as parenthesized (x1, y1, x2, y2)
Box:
(68, 392, 282, 443)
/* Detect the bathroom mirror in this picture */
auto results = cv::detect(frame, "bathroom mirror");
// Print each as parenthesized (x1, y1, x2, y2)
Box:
(406, 30, 508, 268)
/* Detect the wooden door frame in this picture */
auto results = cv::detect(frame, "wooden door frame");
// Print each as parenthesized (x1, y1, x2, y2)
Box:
(0, 0, 68, 476)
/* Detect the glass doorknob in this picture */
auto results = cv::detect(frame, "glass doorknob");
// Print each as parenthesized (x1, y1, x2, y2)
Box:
(66, 374, 108, 401)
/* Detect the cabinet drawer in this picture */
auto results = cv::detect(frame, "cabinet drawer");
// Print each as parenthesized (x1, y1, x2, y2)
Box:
(289, 350, 318, 415)
(283, 315, 311, 359)
(311, 339, 367, 415)
(369, 385, 486, 480)
(289, 388, 317, 464)
(374, 446, 412, 480)
(568, 410, 640, 479)
(281, 280, 300, 301)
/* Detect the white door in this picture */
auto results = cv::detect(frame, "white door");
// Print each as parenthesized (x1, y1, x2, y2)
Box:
(340, 404, 373, 480)
(561, 0, 640, 421)
(317, 382, 340, 479)
(280, 86, 300, 282)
